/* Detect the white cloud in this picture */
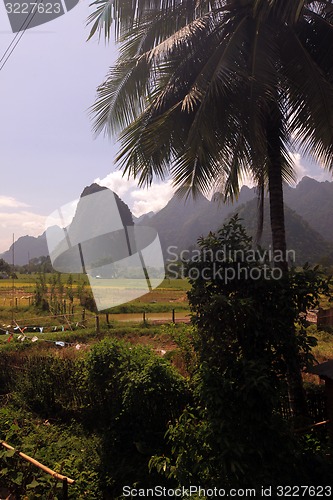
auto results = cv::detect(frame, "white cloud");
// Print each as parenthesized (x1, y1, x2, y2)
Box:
(0, 196, 46, 251)
(0, 196, 29, 209)
(94, 171, 137, 197)
(312, 170, 333, 182)
(288, 151, 333, 184)
(0, 211, 46, 253)
(308, 158, 333, 182)
(94, 171, 175, 216)
(288, 152, 308, 184)
(131, 181, 175, 216)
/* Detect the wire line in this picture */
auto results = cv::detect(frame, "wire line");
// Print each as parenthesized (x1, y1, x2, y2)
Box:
(0, 0, 44, 71)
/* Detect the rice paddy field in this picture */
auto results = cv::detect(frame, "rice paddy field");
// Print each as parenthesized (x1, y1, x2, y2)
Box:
(0, 273, 332, 371)
(0, 275, 191, 355)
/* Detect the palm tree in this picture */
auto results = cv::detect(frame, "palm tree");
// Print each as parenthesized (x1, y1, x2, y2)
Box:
(88, 0, 333, 262)
(88, 0, 333, 416)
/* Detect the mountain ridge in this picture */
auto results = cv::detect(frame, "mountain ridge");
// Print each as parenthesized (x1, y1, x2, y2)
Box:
(1, 177, 333, 265)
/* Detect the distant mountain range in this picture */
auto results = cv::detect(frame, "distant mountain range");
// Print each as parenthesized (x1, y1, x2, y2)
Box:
(284, 176, 333, 242)
(139, 178, 333, 265)
(1, 233, 49, 266)
(138, 186, 255, 257)
(233, 198, 333, 265)
(1, 176, 333, 266)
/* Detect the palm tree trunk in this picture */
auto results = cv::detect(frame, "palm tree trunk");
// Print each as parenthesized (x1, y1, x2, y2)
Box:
(266, 109, 308, 419)
(266, 104, 288, 272)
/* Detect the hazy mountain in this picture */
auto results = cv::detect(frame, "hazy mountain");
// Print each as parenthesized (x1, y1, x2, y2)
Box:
(47, 183, 135, 273)
(134, 211, 155, 224)
(80, 183, 134, 227)
(140, 185, 256, 259)
(0, 183, 134, 266)
(233, 198, 333, 265)
(140, 181, 333, 264)
(0, 233, 48, 266)
(2, 177, 333, 266)
(284, 176, 333, 242)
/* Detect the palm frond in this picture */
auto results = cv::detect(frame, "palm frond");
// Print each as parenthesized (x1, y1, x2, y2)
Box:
(87, 0, 211, 41)
(91, 56, 150, 136)
(88, 0, 333, 211)
(282, 24, 333, 167)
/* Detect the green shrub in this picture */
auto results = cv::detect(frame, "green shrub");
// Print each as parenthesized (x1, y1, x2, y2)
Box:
(84, 338, 189, 497)
(0, 406, 102, 499)
(11, 355, 86, 418)
(151, 215, 333, 488)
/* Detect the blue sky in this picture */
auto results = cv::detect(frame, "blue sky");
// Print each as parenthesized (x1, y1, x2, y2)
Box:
(0, 1, 332, 253)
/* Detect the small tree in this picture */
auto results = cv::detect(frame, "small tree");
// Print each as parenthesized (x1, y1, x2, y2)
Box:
(0, 258, 11, 276)
(66, 274, 74, 304)
(151, 216, 332, 487)
(34, 272, 49, 311)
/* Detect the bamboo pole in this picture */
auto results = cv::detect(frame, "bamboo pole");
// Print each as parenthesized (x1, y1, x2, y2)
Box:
(294, 419, 330, 434)
(1, 441, 75, 484)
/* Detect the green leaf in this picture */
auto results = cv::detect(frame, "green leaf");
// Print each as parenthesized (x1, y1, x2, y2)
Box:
(26, 479, 40, 489)
(12, 472, 23, 485)
(4, 449, 16, 458)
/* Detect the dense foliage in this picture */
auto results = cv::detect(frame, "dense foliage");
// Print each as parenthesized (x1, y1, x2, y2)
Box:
(1, 217, 333, 497)
(0, 339, 189, 498)
(151, 216, 333, 488)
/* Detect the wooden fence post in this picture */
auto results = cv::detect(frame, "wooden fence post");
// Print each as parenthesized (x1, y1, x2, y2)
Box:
(63, 478, 68, 500)
(172, 309, 175, 323)
(95, 315, 100, 333)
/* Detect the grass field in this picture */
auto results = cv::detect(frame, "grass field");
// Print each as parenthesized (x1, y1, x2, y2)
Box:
(0, 274, 190, 339)
(1, 273, 333, 382)
(0, 275, 190, 307)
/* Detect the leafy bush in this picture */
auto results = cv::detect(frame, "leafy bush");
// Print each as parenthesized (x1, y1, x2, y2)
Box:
(0, 338, 190, 497)
(151, 215, 333, 488)
(84, 338, 189, 496)
(0, 406, 102, 499)
(10, 354, 87, 418)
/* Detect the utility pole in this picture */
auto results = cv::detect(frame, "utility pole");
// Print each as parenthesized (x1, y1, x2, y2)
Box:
(11, 233, 15, 325)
